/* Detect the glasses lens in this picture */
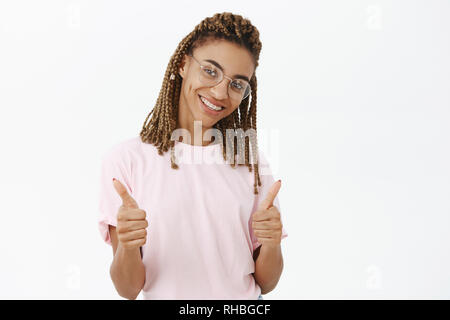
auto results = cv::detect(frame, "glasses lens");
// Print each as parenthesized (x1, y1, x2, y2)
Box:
(199, 63, 222, 86)
(229, 80, 251, 101)
(197, 59, 251, 102)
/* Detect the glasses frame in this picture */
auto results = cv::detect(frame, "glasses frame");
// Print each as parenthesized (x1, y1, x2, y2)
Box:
(188, 54, 251, 102)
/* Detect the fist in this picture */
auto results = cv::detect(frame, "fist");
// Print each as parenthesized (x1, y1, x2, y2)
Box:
(113, 178, 148, 250)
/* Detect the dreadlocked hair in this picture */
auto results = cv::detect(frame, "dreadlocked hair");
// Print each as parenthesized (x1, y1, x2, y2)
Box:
(140, 12, 263, 195)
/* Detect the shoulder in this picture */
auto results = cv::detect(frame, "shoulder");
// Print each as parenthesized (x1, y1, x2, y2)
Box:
(101, 136, 142, 163)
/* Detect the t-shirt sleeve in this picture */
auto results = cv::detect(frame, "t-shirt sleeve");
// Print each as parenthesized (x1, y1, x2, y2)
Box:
(250, 150, 288, 252)
(97, 144, 133, 246)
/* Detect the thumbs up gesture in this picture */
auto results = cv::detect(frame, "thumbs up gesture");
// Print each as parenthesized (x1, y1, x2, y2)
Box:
(252, 180, 283, 249)
(113, 178, 148, 250)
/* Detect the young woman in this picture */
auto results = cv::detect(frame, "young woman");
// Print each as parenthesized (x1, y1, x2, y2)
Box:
(98, 12, 288, 300)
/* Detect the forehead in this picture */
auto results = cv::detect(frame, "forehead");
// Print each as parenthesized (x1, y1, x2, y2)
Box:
(193, 39, 255, 79)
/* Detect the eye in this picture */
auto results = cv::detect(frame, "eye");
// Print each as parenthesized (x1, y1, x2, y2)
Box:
(231, 80, 244, 90)
(202, 66, 218, 78)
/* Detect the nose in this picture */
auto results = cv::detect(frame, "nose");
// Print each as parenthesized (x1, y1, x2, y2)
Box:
(210, 79, 229, 100)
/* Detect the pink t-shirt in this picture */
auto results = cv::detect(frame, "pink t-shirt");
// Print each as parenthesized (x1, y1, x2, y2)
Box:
(98, 136, 288, 300)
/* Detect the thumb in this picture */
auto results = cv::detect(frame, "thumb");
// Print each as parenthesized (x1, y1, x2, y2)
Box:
(258, 179, 281, 211)
(112, 178, 139, 208)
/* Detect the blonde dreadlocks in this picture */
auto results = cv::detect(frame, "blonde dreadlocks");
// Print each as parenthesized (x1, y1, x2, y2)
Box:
(140, 12, 263, 195)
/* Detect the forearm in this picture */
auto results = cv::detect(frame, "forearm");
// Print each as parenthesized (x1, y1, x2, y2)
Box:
(110, 244, 146, 299)
(253, 244, 283, 294)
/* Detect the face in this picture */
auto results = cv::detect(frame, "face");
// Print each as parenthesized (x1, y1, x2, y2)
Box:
(177, 39, 255, 132)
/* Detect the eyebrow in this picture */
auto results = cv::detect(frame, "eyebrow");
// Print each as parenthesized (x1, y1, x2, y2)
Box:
(204, 59, 250, 83)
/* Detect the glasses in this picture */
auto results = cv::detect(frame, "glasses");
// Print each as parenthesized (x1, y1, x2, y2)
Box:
(189, 54, 251, 102)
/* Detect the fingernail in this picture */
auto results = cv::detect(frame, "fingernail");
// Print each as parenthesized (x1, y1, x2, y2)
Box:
(278, 179, 281, 183)
(112, 178, 116, 182)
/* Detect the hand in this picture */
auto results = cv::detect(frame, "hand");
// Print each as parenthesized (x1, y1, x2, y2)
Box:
(113, 178, 148, 251)
(252, 180, 283, 249)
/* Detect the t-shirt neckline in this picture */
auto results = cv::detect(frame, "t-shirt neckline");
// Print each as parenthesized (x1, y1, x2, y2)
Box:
(174, 140, 222, 150)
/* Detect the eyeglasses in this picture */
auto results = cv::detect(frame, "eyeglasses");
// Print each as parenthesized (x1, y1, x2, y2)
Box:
(189, 54, 251, 102)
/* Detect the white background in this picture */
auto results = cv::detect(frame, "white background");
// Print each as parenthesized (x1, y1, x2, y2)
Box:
(0, 0, 449, 299)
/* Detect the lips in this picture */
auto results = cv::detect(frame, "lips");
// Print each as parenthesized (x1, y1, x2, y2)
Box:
(198, 94, 225, 116)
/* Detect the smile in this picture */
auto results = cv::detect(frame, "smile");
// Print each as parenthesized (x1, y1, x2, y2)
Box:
(198, 95, 225, 115)
(200, 95, 224, 110)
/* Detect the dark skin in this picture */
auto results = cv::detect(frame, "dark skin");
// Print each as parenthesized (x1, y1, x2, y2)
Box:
(251, 180, 285, 294)
(107, 39, 281, 298)
(177, 39, 255, 146)
(109, 225, 143, 259)
(253, 245, 261, 262)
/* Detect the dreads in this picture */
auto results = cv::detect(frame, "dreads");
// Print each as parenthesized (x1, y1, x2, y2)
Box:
(140, 12, 263, 195)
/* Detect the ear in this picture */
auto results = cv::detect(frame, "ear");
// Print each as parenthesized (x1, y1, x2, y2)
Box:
(178, 54, 189, 79)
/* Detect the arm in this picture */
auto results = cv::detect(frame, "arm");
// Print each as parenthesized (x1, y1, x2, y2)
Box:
(253, 244, 284, 295)
(109, 225, 146, 300)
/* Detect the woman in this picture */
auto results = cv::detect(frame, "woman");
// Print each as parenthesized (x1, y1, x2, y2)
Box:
(98, 12, 288, 300)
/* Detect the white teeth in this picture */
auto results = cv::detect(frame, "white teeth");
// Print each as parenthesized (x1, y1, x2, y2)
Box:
(201, 96, 223, 111)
